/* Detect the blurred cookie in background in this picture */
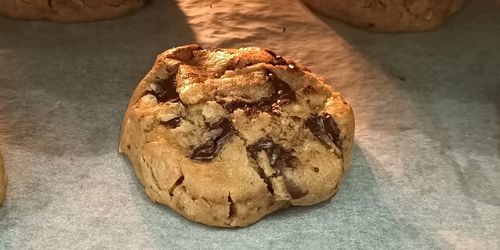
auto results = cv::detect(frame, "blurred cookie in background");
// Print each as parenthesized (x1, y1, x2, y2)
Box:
(0, 0, 147, 22)
(301, 0, 465, 32)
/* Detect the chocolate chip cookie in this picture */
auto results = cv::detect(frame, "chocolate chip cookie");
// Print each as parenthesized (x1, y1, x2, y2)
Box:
(0, 151, 6, 205)
(0, 0, 146, 22)
(301, 0, 464, 32)
(119, 44, 355, 227)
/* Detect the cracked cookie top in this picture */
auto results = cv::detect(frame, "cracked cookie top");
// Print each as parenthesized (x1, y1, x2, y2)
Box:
(120, 44, 354, 213)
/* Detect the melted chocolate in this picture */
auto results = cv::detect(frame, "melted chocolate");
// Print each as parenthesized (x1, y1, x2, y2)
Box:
(263, 49, 277, 58)
(223, 71, 296, 113)
(273, 56, 288, 66)
(190, 118, 234, 161)
(247, 138, 305, 198)
(144, 74, 179, 102)
(284, 178, 307, 199)
(243, 107, 258, 117)
(247, 138, 296, 171)
(257, 168, 274, 194)
(160, 117, 181, 128)
(264, 49, 309, 72)
(264, 49, 288, 66)
(305, 113, 341, 149)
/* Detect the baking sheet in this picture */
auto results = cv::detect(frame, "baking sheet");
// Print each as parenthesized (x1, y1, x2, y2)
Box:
(0, 0, 499, 249)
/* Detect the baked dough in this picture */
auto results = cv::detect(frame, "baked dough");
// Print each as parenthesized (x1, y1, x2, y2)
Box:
(0, 0, 146, 22)
(119, 44, 355, 227)
(302, 0, 465, 32)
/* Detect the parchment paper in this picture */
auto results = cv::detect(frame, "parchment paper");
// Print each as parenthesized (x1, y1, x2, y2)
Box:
(0, 0, 499, 249)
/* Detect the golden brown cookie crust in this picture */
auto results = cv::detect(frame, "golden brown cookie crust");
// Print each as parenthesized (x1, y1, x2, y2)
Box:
(0, 0, 146, 22)
(119, 44, 355, 227)
(302, 0, 465, 32)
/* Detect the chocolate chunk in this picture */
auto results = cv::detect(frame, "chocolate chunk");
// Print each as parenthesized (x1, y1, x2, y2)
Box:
(263, 71, 296, 112)
(144, 74, 179, 102)
(305, 113, 341, 149)
(222, 100, 248, 112)
(190, 118, 234, 161)
(190, 143, 218, 161)
(247, 138, 305, 199)
(228, 195, 236, 218)
(160, 117, 181, 128)
(264, 49, 277, 58)
(258, 168, 274, 194)
(284, 178, 307, 199)
(168, 176, 184, 197)
(247, 137, 296, 171)
(243, 107, 258, 117)
(273, 56, 288, 66)
(223, 71, 296, 113)
(287, 61, 302, 72)
(264, 49, 288, 66)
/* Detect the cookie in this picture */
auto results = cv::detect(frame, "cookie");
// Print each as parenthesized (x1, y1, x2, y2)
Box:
(0, 0, 146, 22)
(301, 0, 464, 32)
(119, 44, 355, 227)
(0, 151, 6, 205)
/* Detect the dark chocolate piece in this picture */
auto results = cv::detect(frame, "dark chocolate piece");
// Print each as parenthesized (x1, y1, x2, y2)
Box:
(263, 49, 288, 66)
(144, 74, 179, 102)
(168, 176, 184, 197)
(243, 107, 258, 117)
(247, 138, 304, 198)
(305, 113, 341, 149)
(247, 138, 296, 171)
(258, 168, 274, 194)
(190, 118, 234, 161)
(284, 178, 307, 199)
(263, 49, 277, 58)
(223, 71, 296, 113)
(160, 117, 181, 128)
(273, 56, 288, 66)
(228, 195, 236, 218)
